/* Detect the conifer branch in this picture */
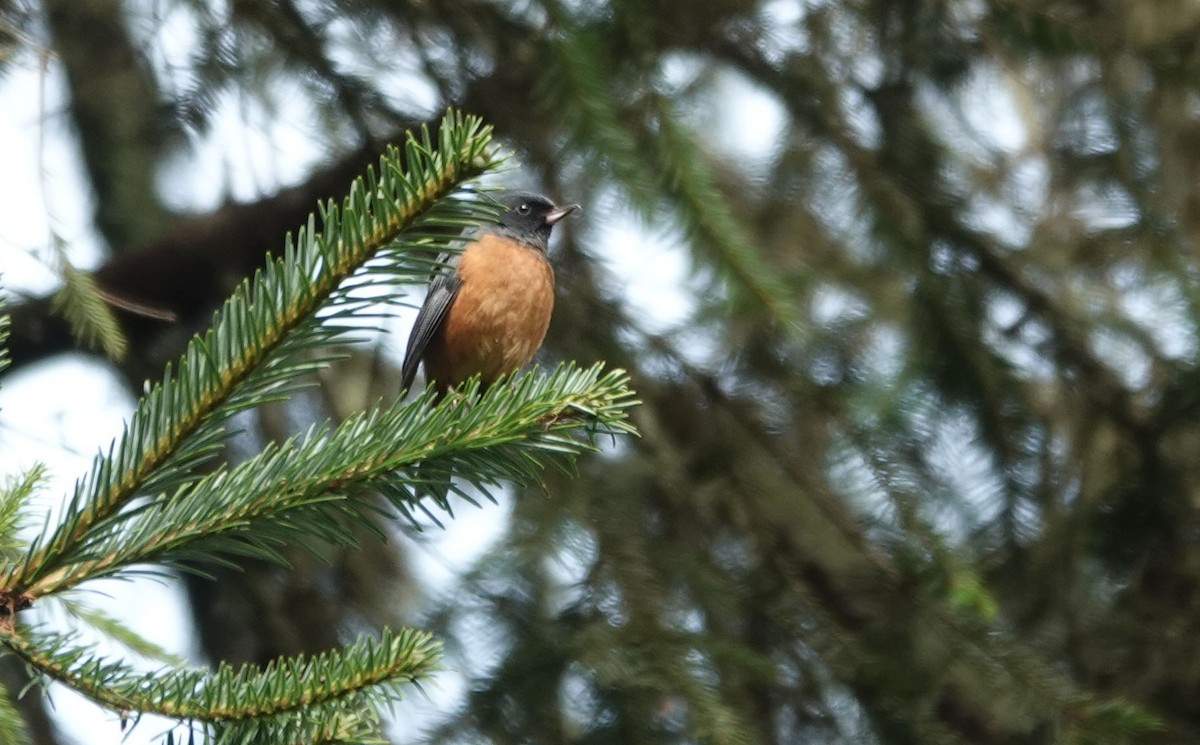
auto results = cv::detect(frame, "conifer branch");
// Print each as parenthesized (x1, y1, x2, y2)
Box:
(2, 111, 498, 597)
(0, 465, 38, 561)
(536, 5, 658, 207)
(534, 10, 798, 331)
(0, 677, 28, 745)
(51, 251, 129, 361)
(647, 93, 801, 331)
(27, 364, 637, 596)
(209, 702, 387, 745)
(54, 598, 188, 667)
(3, 625, 438, 723)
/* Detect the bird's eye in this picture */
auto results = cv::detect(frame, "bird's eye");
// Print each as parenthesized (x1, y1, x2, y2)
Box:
(517, 203, 531, 215)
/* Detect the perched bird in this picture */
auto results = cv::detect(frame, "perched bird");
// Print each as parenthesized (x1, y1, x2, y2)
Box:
(400, 192, 580, 396)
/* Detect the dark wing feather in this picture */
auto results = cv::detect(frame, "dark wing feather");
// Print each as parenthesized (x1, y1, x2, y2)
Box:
(400, 255, 462, 392)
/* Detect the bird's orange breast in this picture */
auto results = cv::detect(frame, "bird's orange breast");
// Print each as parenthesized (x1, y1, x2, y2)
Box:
(422, 233, 555, 390)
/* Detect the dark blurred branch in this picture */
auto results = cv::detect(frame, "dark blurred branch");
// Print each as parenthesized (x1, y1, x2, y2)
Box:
(42, 0, 170, 249)
(229, 0, 391, 143)
(3, 141, 391, 380)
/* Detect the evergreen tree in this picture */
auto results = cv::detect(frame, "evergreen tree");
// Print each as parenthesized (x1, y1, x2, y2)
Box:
(3, 1, 1200, 743)
(0, 112, 637, 743)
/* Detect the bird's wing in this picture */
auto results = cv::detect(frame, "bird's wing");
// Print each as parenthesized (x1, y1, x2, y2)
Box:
(400, 254, 462, 392)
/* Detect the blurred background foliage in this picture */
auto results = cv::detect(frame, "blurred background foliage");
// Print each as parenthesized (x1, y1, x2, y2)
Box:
(4, 0, 1200, 742)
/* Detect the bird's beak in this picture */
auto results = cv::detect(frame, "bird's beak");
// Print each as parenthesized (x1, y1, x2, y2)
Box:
(544, 204, 581, 226)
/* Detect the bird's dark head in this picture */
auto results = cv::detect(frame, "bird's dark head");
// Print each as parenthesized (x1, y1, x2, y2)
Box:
(488, 191, 580, 251)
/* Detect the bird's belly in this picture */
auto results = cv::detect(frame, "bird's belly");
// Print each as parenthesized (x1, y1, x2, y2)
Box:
(427, 237, 555, 388)
(449, 291, 552, 381)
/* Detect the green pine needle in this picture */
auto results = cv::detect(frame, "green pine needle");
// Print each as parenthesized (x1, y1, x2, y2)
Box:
(534, 16, 798, 332)
(50, 249, 129, 361)
(0, 678, 30, 745)
(52, 598, 188, 667)
(209, 702, 388, 745)
(30, 363, 638, 595)
(1071, 699, 1165, 742)
(648, 94, 800, 330)
(535, 7, 657, 206)
(0, 464, 40, 560)
(4, 625, 439, 727)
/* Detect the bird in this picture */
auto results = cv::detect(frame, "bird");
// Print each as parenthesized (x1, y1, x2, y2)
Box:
(400, 191, 580, 396)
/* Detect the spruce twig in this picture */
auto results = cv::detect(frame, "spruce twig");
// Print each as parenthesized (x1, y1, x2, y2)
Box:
(2, 111, 497, 598)
(2, 626, 438, 722)
(30, 364, 636, 596)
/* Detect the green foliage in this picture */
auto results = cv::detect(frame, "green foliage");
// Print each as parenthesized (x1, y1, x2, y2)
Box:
(53, 599, 187, 667)
(4, 626, 438, 724)
(0, 111, 639, 742)
(208, 702, 388, 745)
(1066, 699, 1165, 745)
(648, 95, 799, 327)
(946, 566, 999, 622)
(536, 5, 657, 207)
(535, 3, 796, 330)
(0, 677, 29, 745)
(5, 110, 498, 597)
(10, 0, 1200, 743)
(0, 464, 38, 561)
(33, 364, 634, 595)
(50, 247, 128, 361)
